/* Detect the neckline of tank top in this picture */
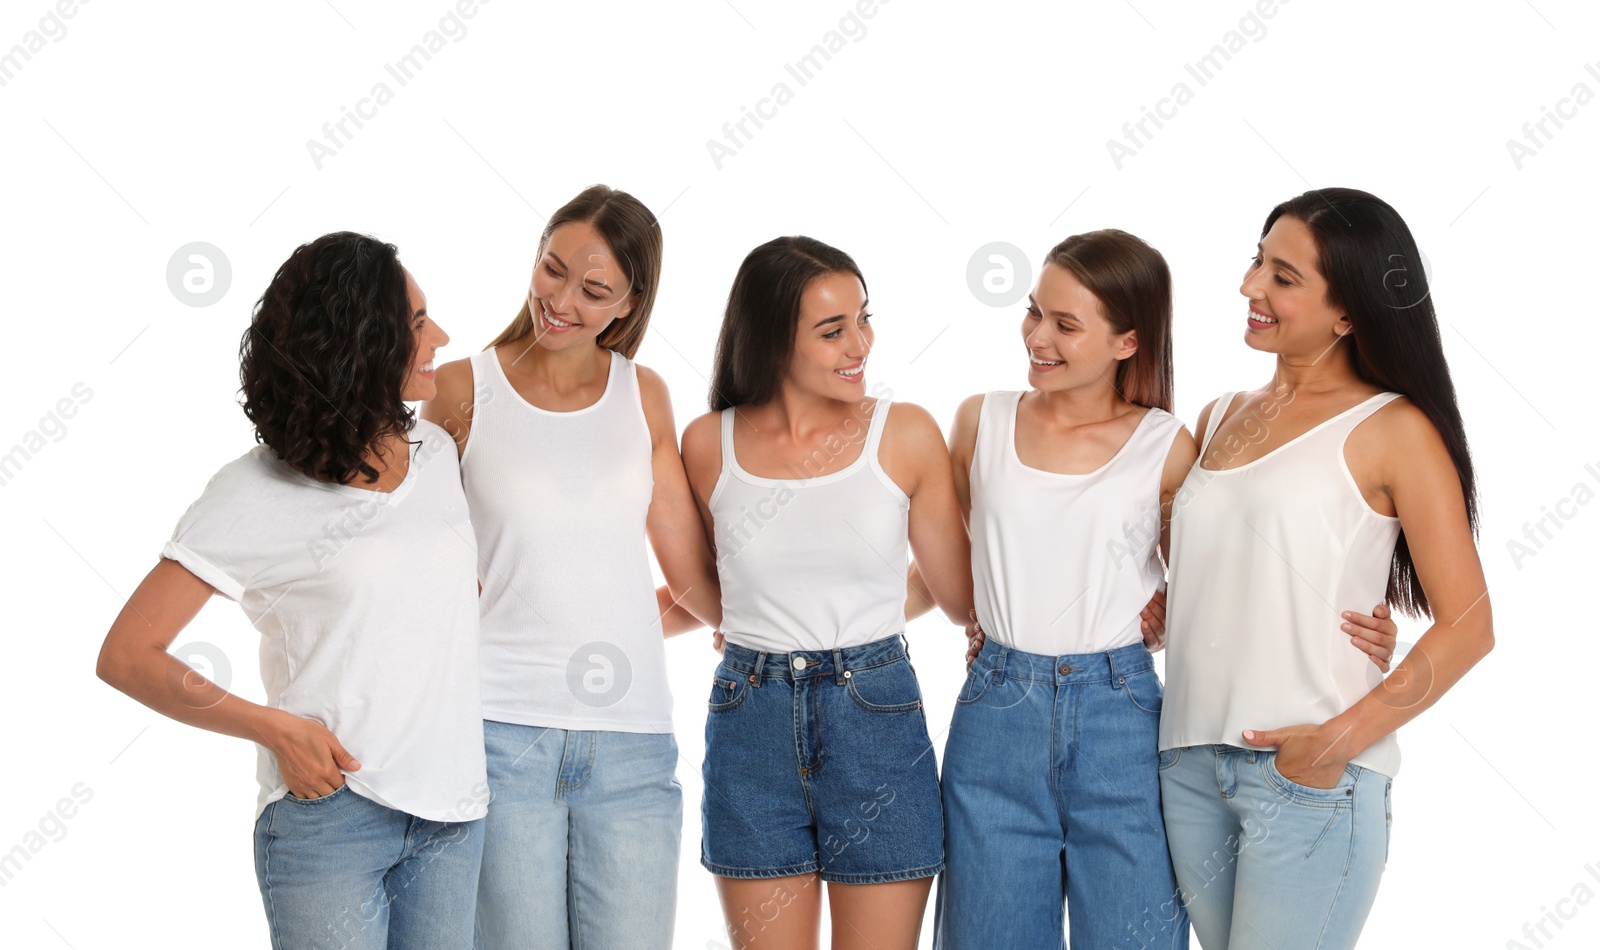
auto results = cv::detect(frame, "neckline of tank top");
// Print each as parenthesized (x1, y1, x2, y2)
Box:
(725, 398, 890, 488)
(487, 345, 621, 417)
(1197, 390, 1398, 475)
(1005, 394, 1163, 480)
(278, 426, 424, 500)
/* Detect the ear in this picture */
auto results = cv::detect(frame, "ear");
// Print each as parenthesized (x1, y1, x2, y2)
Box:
(1333, 312, 1354, 338)
(1114, 328, 1139, 362)
(615, 294, 637, 323)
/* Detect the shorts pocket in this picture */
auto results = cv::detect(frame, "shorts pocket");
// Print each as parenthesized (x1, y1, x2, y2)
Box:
(1120, 668, 1164, 715)
(845, 659, 924, 714)
(709, 669, 751, 713)
(1262, 753, 1357, 804)
(1158, 747, 1182, 771)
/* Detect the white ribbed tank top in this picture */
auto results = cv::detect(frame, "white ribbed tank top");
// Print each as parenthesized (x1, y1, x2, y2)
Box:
(971, 392, 1183, 656)
(1159, 391, 1404, 775)
(710, 398, 910, 653)
(461, 347, 672, 733)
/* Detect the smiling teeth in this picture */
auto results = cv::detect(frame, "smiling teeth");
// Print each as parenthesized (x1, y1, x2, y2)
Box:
(1031, 357, 1063, 366)
(1249, 312, 1278, 324)
(544, 309, 575, 328)
(837, 365, 863, 376)
(421, 361, 434, 372)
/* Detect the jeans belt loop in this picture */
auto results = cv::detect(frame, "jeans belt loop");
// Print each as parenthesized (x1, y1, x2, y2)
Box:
(993, 643, 1007, 686)
(752, 651, 768, 687)
(832, 648, 846, 686)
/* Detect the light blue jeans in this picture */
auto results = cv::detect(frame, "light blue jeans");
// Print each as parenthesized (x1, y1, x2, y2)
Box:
(475, 722, 683, 949)
(253, 783, 486, 950)
(935, 639, 1188, 950)
(1158, 744, 1391, 950)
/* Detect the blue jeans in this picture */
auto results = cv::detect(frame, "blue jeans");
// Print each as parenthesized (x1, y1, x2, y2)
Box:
(1158, 744, 1390, 950)
(475, 722, 682, 949)
(935, 639, 1189, 950)
(253, 784, 486, 950)
(701, 634, 944, 884)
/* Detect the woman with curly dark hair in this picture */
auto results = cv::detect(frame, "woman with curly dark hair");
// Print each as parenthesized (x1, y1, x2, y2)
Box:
(97, 231, 488, 950)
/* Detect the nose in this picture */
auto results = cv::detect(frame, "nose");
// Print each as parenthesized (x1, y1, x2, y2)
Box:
(847, 322, 871, 358)
(1240, 267, 1267, 300)
(433, 321, 450, 349)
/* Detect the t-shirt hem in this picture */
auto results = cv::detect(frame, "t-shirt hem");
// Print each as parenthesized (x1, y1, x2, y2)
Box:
(254, 778, 490, 824)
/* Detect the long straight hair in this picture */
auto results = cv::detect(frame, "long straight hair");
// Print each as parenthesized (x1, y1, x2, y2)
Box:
(1266, 187, 1477, 617)
(708, 236, 867, 411)
(1044, 229, 1174, 413)
(488, 184, 661, 358)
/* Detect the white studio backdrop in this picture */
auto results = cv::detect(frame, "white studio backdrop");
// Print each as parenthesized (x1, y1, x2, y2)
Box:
(2, 0, 1595, 947)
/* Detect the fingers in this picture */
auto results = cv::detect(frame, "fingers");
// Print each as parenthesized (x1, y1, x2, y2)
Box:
(1242, 728, 1277, 746)
(329, 739, 362, 773)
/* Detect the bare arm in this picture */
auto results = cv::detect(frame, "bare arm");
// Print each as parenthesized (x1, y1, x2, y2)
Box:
(1245, 401, 1493, 785)
(883, 402, 973, 627)
(96, 559, 360, 798)
(638, 366, 722, 637)
(904, 395, 981, 623)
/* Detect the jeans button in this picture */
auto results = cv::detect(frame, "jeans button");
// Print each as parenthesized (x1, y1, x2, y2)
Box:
(792, 656, 807, 670)
(1058, 663, 1074, 675)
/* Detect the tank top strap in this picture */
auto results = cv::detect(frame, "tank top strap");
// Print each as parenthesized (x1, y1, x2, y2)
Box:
(863, 397, 909, 504)
(1199, 391, 1237, 455)
(719, 405, 738, 468)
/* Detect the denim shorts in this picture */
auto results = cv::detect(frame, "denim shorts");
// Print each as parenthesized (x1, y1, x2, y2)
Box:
(700, 633, 944, 884)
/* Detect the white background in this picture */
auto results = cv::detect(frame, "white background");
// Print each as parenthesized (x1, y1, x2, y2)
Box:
(2, 0, 1596, 947)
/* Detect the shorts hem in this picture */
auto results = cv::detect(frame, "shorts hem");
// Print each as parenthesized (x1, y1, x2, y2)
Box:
(702, 858, 820, 880)
(820, 862, 943, 885)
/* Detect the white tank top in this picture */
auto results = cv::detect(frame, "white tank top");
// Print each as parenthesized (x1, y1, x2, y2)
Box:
(461, 347, 672, 733)
(970, 392, 1182, 656)
(1159, 391, 1404, 775)
(710, 398, 910, 653)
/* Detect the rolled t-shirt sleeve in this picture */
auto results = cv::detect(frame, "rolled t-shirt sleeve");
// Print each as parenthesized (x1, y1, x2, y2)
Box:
(161, 539, 247, 602)
(159, 462, 265, 603)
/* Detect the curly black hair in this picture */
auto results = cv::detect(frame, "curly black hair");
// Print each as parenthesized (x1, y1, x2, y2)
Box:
(239, 231, 417, 487)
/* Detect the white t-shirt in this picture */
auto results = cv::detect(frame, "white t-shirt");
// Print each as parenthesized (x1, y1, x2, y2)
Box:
(161, 419, 489, 821)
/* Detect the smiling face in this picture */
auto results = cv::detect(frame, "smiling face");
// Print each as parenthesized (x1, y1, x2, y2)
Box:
(527, 220, 636, 351)
(1022, 262, 1137, 394)
(399, 267, 449, 402)
(785, 270, 873, 401)
(1240, 214, 1352, 356)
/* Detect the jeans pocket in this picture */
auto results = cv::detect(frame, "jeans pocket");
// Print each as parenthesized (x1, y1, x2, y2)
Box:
(1120, 668, 1164, 715)
(708, 668, 750, 713)
(282, 782, 350, 805)
(1261, 753, 1357, 804)
(845, 658, 924, 713)
(1158, 747, 1182, 771)
(954, 664, 991, 706)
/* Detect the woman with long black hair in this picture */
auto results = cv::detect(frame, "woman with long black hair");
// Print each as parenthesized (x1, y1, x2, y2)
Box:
(1158, 188, 1495, 950)
(681, 235, 974, 950)
(97, 232, 487, 949)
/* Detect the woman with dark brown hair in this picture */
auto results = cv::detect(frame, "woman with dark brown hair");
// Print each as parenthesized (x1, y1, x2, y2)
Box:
(97, 232, 488, 949)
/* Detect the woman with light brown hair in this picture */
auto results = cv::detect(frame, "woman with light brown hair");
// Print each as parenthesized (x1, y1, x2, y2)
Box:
(423, 185, 720, 949)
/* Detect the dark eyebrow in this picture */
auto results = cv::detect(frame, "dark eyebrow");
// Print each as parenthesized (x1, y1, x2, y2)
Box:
(413, 306, 427, 319)
(1028, 293, 1079, 322)
(545, 251, 614, 294)
(1257, 243, 1305, 279)
(812, 302, 871, 330)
